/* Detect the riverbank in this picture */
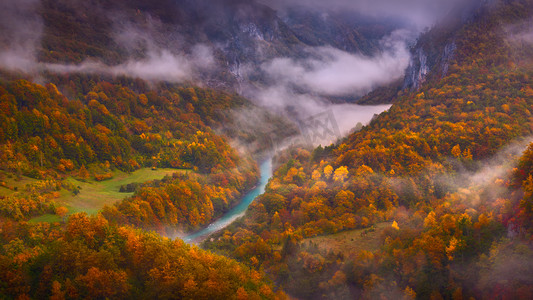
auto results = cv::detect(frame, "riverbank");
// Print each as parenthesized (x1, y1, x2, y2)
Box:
(183, 158, 273, 244)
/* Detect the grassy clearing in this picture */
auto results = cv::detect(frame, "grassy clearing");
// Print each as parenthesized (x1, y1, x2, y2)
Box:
(0, 171, 39, 197)
(299, 222, 393, 258)
(61, 168, 184, 215)
(28, 214, 62, 224)
(27, 168, 184, 223)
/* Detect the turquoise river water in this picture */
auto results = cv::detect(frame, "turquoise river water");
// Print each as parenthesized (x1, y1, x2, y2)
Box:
(183, 158, 272, 243)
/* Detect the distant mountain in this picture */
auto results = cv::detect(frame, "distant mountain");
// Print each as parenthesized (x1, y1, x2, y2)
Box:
(2, 0, 404, 91)
(358, 0, 503, 104)
(403, 0, 497, 90)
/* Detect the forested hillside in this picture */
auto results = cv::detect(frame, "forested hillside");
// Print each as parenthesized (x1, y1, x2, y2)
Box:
(7, 0, 400, 91)
(2, 0, 533, 299)
(204, 1, 533, 298)
(0, 213, 283, 299)
(0, 76, 266, 231)
(0, 70, 291, 297)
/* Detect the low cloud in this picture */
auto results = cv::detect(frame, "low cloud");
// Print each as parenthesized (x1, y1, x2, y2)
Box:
(467, 137, 532, 187)
(505, 17, 533, 43)
(428, 137, 533, 208)
(260, 30, 411, 98)
(0, 0, 42, 73)
(43, 45, 215, 82)
(241, 84, 390, 150)
(259, 0, 468, 29)
(0, 1, 215, 84)
(238, 31, 403, 147)
(0, 50, 37, 73)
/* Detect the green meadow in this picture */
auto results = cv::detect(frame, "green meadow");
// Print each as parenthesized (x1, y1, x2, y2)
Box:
(0, 171, 39, 197)
(28, 168, 185, 223)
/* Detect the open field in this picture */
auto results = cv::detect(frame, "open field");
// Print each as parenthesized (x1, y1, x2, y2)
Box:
(28, 214, 62, 224)
(299, 221, 393, 258)
(28, 168, 184, 223)
(62, 168, 184, 215)
(0, 171, 39, 197)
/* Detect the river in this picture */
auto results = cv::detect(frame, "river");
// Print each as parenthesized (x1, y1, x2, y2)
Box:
(183, 158, 273, 244)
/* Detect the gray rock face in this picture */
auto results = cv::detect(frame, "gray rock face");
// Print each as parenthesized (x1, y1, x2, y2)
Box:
(401, 0, 493, 91)
(208, 5, 402, 89)
(441, 41, 457, 77)
(34, 0, 403, 91)
(403, 48, 429, 90)
(403, 40, 457, 91)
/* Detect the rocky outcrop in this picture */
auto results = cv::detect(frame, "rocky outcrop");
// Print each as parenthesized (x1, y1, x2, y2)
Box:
(403, 48, 430, 90)
(403, 39, 457, 90)
(441, 41, 457, 77)
(402, 0, 493, 90)
(37, 0, 402, 91)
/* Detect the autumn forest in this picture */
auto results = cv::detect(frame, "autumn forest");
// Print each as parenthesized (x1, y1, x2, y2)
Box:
(2, 0, 533, 299)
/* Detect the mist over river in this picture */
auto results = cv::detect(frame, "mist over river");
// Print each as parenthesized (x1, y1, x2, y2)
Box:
(183, 103, 390, 244)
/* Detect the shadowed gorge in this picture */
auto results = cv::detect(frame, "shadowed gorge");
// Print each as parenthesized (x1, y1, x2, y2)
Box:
(2, 0, 533, 299)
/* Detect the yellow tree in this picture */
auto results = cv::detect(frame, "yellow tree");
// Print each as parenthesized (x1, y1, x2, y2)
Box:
(451, 144, 462, 158)
(56, 206, 68, 222)
(387, 220, 397, 230)
(333, 166, 349, 183)
(312, 169, 321, 180)
(324, 165, 333, 179)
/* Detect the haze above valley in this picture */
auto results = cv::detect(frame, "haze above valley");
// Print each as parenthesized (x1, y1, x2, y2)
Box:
(0, 0, 475, 147)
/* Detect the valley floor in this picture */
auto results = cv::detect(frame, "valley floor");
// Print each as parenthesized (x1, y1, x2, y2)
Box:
(28, 168, 182, 223)
(299, 222, 393, 259)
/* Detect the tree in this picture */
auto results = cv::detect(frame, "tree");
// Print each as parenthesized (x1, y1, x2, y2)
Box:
(55, 206, 68, 222)
(50, 281, 65, 300)
(76, 267, 130, 299)
(451, 144, 462, 158)
(281, 235, 299, 258)
(324, 165, 333, 179)
(312, 169, 321, 180)
(424, 212, 437, 229)
(271, 212, 282, 230)
(78, 165, 89, 180)
(333, 166, 349, 183)
(392, 221, 399, 230)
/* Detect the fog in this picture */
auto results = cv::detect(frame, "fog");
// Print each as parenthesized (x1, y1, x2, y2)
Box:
(467, 138, 532, 187)
(259, 30, 411, 98)
(235, 30, 407, 147)
(430, 137, 532, 206)
(505, 17, 533, 48)
(247, 84, 390, 134)
(436, 138, 532, 208)
(0, 0, 214, 83)
(43, 46, 214, 82)
(234, 83, 390, 155)
(0, 0, 404, 153)
(0, 0, 42, 73)
(259, 0, 469, 29)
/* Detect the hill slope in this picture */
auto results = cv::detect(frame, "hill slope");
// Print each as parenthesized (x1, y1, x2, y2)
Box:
(204, 1, 533, 298)
(0, 0, 402, 92)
